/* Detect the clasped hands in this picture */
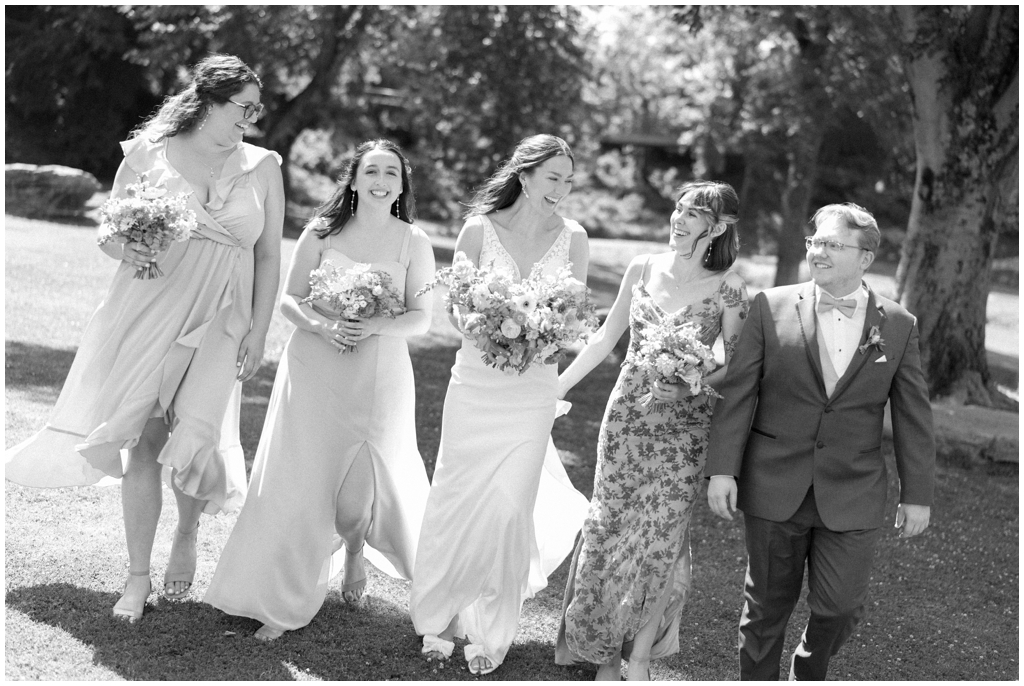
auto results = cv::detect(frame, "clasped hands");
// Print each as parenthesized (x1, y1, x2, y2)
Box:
(121, 241, 160, 269)
(316, 316, 382, 351)
(650, 379, 693, 403)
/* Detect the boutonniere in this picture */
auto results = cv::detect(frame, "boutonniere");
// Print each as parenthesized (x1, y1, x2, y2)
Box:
(858, 325, 885, 355)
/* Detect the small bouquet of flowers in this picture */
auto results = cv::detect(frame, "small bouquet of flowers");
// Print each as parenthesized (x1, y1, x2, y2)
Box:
(301, 261, 406, 353)
(628, 319, 722, 408)
(97, 180, 197, 279)
(418, 251, 599, 375)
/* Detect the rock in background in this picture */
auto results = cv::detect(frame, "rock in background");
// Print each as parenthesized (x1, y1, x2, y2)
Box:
(5, 164, 101, 219)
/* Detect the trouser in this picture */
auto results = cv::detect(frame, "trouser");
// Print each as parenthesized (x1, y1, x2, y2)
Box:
(738, 487, 881, 680)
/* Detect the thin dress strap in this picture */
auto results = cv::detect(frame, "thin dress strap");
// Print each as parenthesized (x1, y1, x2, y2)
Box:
(639, 255, 652, 286)
(398, 226, 413, 267)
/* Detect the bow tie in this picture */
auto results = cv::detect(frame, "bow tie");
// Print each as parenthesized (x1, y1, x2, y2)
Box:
(817, 291, 857, 318)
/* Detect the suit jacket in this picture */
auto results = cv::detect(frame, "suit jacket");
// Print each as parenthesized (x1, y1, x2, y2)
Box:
(705, 281, 935, 531)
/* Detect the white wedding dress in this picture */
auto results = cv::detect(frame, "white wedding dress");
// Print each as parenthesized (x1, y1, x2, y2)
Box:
(409, 215, 590, 669)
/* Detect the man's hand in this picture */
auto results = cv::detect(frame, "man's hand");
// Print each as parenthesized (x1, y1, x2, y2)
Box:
(895, 503, 930, 538)
(707, 476, 738, 520)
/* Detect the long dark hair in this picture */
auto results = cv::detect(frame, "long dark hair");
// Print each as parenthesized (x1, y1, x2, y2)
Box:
(676, 180, 740, 271)
(312, 139, 416, 237)
(132, 54, 262, 141)
(464, 134, 574, 217)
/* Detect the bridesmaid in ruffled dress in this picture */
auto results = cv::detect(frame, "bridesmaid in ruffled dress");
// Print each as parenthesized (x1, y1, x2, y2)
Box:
(5, 55, 284, 621)
(205, 140, 435, 640)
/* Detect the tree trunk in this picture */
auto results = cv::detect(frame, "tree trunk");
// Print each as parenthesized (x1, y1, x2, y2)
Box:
(261, 6, 374, 196)
(774, 10, 830, 287)
(895, 6, 1018, 406)
(774, 128, 824, 286)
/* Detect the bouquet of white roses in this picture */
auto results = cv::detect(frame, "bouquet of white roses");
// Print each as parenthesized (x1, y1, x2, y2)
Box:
(301, 262, 406, 353)
(97, 180, 197, 279)
(418, 251, 599, 375)
(628, 319, 722, 408)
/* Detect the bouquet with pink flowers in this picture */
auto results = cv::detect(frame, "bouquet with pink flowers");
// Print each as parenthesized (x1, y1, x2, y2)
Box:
(301, 261, 406, 353)
(97, 180, 197, 279)
(418, 251, 599, 375)
(628, 319, 722, 408)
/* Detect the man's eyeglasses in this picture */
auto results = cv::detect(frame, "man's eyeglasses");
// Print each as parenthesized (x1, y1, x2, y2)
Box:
(228, 100, 265, 120)
(804, 237, 869, 253)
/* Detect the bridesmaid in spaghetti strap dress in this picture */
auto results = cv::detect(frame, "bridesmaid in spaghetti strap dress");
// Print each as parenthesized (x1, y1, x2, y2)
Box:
(409, 135, 591, 676)
(5, 55, 284, 621)
(205, 140, 434, 640)
(555, 182, 748, 680)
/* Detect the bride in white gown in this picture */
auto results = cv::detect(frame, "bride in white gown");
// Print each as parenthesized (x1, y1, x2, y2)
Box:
(409, 135, 591, 675)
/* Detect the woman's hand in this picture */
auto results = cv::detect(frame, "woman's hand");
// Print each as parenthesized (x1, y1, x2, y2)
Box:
(121, 241, 157, 269)
(236, 331, 267, 382)
(345, 316, 383, 342)
(651, 379, 694, 403)
(314, 318, 350, 352)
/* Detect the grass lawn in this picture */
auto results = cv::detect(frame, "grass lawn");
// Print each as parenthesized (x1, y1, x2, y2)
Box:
(5, 215, 1019, 680)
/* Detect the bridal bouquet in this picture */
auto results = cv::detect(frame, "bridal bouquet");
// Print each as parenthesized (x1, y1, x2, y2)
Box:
(628, 319, 722, 408)
(418, 251, 599, 375)
(97, 180, 197, 279)
(301, 261, 406, 353)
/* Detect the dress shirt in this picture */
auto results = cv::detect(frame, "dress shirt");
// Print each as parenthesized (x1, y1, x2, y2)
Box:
(815, 283, 868, 378)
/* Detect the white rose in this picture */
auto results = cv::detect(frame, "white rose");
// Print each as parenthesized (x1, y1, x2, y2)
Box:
(500, 319, 522, 339)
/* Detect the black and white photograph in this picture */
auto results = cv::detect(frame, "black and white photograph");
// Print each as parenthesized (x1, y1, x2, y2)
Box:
(4, 5, 1018, 681)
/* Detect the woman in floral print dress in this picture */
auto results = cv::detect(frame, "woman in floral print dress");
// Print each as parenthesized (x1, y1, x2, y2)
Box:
(554, 181, 748, 681)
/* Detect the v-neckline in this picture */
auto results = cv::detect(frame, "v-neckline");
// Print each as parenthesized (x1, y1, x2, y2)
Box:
(161, 138, 238, 208)
(482, 215, 566, 282)
(639, 281, 696, 319)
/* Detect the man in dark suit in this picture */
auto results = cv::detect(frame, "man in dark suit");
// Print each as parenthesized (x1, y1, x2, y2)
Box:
(705, 203, 935, 680)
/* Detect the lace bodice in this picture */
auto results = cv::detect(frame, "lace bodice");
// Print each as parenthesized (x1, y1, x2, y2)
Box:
(477, 215, 573, 282)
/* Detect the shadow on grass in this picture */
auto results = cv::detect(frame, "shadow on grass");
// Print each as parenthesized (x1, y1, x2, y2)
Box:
(4, 341, 76, 390)
(4, 583, 596, 680)
(5, 583, 444, 680)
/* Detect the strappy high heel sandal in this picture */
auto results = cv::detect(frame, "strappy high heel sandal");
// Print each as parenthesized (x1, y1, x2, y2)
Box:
(112, 569, 151, 623)
(341, 543, 366, 604)
(164, 522, 199, 600)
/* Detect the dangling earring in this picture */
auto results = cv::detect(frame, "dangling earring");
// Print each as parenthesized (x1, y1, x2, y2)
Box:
(704, 237, 717, 266)
(521, 183, 530, 199)
(392, 193, 401, 217)
(197, 109, 210, 131)
(350, 191, 356, 215)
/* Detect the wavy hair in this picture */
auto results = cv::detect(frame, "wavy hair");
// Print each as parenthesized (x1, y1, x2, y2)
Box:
(312, 139, 416, 237)
(677, 180, 741, 271)
(464, 134, 574, 217)
(132, 54, 262, 141)
(810, 203, 880, 252)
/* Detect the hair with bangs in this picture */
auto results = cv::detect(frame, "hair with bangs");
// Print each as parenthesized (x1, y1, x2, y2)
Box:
(677, 180, 740, 271)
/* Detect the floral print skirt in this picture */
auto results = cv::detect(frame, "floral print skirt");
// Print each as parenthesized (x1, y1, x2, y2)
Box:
(557, 362, 712, 665)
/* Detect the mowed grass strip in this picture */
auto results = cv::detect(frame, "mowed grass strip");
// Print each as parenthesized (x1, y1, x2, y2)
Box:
(5, 216, 1018, 680)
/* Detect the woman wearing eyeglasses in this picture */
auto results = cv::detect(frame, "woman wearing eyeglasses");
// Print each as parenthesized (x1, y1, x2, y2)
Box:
(5, 54, 284, 622)
(553, 181, 748, 680)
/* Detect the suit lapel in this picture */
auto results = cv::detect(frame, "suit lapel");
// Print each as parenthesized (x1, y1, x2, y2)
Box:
(830, 285, 887, 400)
(795, 282, 826, 395)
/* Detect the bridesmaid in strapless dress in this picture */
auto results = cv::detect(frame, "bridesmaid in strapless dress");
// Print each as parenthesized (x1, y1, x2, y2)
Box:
(555, 182, 748, 681)
(205, 140, 435, 640)
(409, 135, 591, 676)
(5, 55, 283, 622)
